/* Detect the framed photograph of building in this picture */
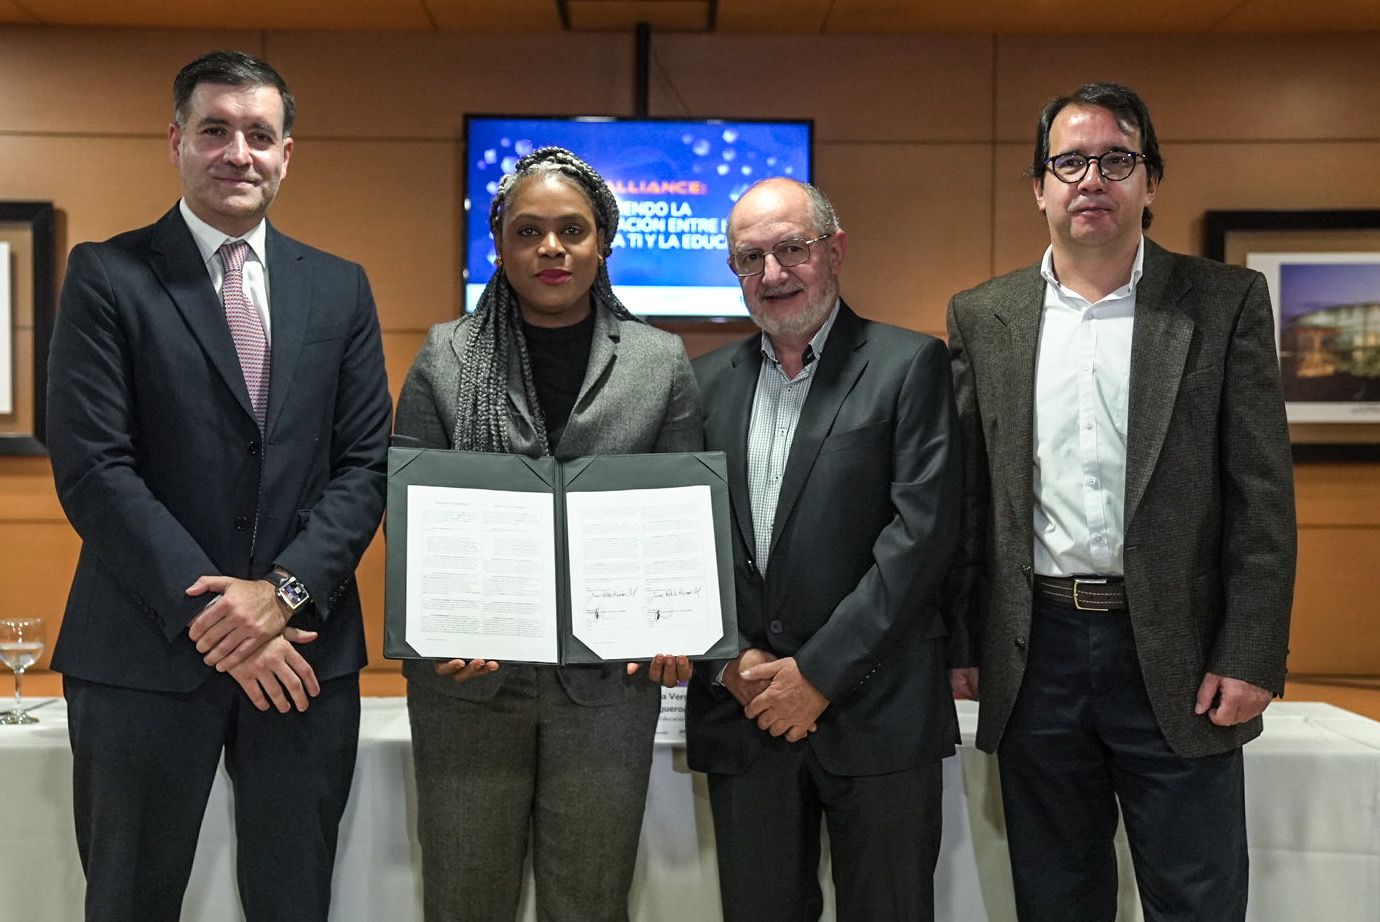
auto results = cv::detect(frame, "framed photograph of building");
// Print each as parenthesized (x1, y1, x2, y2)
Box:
(1205, 210, 1380, 457)
(0, 202, 56, 456)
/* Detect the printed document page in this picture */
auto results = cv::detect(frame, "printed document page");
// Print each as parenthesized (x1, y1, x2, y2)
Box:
(567, 484, 722, 659)
(404, 484, 559, 662)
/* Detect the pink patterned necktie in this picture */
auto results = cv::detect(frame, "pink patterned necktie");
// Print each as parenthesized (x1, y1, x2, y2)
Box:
(217, 240, 270, 428)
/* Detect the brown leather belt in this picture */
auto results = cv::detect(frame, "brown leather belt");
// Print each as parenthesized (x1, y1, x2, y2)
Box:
(1034, 576, 1128, 612)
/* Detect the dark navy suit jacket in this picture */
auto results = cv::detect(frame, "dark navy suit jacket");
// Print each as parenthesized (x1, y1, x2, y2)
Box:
(47, 205, 392, 692)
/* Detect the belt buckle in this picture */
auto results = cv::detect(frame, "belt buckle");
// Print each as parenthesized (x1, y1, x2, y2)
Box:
(1072, 577, 1110, 612)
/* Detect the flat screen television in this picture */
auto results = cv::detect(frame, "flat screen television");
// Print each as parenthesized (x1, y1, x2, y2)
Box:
(464, 115, 813, 321)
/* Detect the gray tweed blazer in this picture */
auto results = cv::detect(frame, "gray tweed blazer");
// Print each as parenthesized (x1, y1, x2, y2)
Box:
(946, 238, 1296, 758)
(394, 303, 703, 705)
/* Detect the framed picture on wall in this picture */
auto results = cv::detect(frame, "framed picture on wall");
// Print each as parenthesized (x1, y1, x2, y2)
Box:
(1204, 210, 1380, 460)
(0, 202, 56, 456)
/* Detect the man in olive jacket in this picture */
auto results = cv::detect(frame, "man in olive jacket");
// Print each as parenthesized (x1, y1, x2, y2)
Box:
(947, 83, 1295, 921)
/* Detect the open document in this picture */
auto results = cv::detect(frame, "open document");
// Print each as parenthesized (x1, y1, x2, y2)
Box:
(384, 449, 738, 665)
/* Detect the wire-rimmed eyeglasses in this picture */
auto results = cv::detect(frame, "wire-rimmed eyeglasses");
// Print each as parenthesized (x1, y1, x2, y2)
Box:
(728, 234, 833, 278)
(1043, 151, 1148, 184)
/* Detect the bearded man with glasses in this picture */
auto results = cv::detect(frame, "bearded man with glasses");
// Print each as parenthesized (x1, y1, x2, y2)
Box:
(687, 177, 962, 922)
(945, 82, 1295, 921)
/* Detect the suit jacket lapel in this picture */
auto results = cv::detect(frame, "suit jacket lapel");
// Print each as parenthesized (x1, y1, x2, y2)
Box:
(712, 336, 762, 562)
(770, 304, 868, 558)
(994, 269, 1044, 532)
(1124, 240, 1195, 528)
(503, 321, 545, 456)
(265, 223, 310, 436)
(149, 207, 257, 426)
(550, 307, 618, 457)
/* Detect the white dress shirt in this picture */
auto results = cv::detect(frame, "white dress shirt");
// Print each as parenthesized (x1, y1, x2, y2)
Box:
(1031, 237, 1144, 577)
(179, 199, 272, 345)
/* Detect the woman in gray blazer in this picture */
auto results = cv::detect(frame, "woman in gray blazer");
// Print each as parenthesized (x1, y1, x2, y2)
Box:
(394, 148, 702, 921)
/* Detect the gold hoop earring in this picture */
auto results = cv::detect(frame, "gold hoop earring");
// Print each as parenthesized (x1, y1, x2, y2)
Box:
(495, 255, 504, 268)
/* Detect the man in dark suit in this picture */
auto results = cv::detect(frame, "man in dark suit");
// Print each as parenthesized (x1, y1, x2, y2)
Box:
(946, 83, 1295, 921)
(46, 51, 391, 921)
(686, 177, 962, 922)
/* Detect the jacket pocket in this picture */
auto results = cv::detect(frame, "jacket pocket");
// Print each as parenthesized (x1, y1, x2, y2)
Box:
(820, 419, 889, 454)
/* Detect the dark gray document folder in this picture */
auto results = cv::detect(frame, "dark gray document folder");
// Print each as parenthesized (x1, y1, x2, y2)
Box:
(385, 448, 737, 665)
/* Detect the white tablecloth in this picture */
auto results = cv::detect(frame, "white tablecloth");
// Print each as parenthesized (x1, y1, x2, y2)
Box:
(4, 698, 1377, 921)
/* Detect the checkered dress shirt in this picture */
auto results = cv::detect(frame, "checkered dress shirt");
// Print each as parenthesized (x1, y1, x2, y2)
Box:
(746, 305, 839, 573)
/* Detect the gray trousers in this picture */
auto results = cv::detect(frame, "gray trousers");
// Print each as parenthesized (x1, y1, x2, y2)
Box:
(407, 665, 661, 922)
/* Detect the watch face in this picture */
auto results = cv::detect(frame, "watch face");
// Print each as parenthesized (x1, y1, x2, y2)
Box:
(277, 577, 310, 610)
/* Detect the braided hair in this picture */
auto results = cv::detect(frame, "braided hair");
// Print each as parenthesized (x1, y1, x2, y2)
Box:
(452, 146, 640, 456)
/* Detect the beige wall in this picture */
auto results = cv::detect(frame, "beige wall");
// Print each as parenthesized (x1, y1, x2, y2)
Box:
(2, 26, 1377, 678)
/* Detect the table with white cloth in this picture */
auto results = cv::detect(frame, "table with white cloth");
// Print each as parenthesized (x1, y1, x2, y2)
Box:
(4, 697, 1377, 921)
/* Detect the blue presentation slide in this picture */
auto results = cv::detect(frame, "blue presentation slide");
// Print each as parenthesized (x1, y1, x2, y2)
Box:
(465, 117, 812, 318)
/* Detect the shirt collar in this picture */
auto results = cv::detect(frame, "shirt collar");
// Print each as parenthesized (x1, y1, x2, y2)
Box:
(760, 299, 841, 369)
(1039, 235, 1145, 304)
(179, 198, 269, 270)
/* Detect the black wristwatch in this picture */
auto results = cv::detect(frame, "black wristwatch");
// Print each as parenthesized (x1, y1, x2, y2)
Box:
(261, 569, 311, 613)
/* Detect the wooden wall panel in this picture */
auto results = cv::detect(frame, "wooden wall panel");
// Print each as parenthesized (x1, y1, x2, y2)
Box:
(1217, 0, 1380, 32)
(17, 1, 431, 30)
(1291, 465, 1380, 674)
(715, 0, 831, 33)
(994, 34, 1380, 142)
(0, 458, 61, 521)
(568, 1, 710, 32)
(985, 144, 1048, 279)
(0, 136, 462, 333)
(265, 32, 631, 140)
(268, 139, 462, 331)
(817, 142, 993, 337)
(0, 2, 38, 24)
(0, 136, 181, 260)
(384, 332, 431, 401)
(426, 0, 563, 32)
(1151, 141, 1380, 224)
(827, 0, 1241, 33)
(651, 34, 994, 143)
(1295, 464, 1380, 528)
(0, 28, 263, 135)
(0, 521, 80, 671)
(358, 533, 388, 669)
(1291, 528, 1380, 674)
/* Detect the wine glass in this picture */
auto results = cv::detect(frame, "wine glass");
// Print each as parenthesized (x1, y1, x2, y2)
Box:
(0, 618, 46, 725)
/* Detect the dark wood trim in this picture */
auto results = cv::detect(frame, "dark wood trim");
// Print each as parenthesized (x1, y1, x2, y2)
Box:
(0, 201, 56, 456)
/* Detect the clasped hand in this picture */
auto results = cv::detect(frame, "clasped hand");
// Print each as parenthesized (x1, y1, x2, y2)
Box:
(187, 576, 319, 713)
(187, 575, 288, 670)
(727, 650, 827, 743)
(229, 628, 321, 713)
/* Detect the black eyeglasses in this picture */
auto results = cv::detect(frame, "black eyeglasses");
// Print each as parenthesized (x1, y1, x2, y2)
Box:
(1043, 151, 1147, 184)
(728, 234, 832, 278)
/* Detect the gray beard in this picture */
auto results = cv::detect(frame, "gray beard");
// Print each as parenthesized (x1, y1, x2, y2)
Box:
(748, 288, 837, 342)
